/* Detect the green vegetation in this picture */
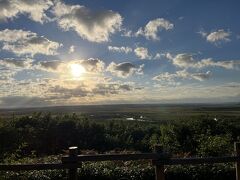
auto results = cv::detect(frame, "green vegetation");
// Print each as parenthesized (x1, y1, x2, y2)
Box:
(0, 105, 240, 179)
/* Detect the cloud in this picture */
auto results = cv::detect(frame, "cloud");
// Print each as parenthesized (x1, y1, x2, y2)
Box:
(121, 29, 133, 37)
(191, 71, 211, 81)
(50, 85, 89, 98)
(0, 0, 53, 23)
(0, 29, 62, 57)
(153, 70, 211, 82)
(68, 45, 75, 54)
(153, 53, 166, 60)
(167, 53, 240, 69)
(0, 58, 33, 69)
(79, 58, 105, 73)
(50, 81, 138, 99)
(0, 69, 15, 82)
(134, 47, 152, 59)
(108, 46, 132, 54)
(199, 29, 231, 44)
(107, 62, 144, 78)
(0, 58, 33, 81)
(36, 58, 105, 73)
(52, 1, 122, 43)
(92, 83, 136, 95)
(36, 60, 62, 72)
(135, 18, 174, 40)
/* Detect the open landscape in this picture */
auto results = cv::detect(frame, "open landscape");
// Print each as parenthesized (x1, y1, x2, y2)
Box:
(1, 0, 240, 179)
(1, 104, 240, 179)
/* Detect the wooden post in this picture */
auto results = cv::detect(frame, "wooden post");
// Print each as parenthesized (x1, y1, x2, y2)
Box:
(235, 142, 240, 180)
(153, 145, 165, 180)
(68, 146, 78, 180)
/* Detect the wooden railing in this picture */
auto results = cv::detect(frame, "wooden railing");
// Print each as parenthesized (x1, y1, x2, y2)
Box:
(0, 142, 240, 180)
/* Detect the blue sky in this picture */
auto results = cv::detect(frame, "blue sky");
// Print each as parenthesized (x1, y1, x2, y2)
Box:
(0, 0, 240, 107)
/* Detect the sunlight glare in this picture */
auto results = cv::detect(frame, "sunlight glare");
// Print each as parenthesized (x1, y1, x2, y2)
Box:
(70, 64, 86, 78)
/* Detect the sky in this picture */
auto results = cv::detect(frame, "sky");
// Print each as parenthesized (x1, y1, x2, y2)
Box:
(0, 0, 240, 107)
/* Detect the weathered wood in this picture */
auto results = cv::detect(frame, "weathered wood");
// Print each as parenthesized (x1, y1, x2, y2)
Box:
(62, 153, 162, 163)
(1, 156, 240, 171)
(153, 156, 240, 165)
(68, 146, 78, 180)
(235, 142, 240, 180)
(153, 145, 165, 180)
(1, 143, 240, 180)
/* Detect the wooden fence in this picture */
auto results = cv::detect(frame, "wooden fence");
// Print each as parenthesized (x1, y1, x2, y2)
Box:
(0, 142, 240, 180)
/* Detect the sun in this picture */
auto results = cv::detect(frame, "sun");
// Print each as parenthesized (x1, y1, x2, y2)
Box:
(70, 63, 86, 78)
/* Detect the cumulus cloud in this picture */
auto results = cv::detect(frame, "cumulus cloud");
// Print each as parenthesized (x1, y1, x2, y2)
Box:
(134, 47, 152, 60)
(167, 53, 240, 69)
(0, 58, 33, 69)
(199, 29, 231, 44)
(68, 45, 75, 54)
(52, 1, 122, 43)
(79, 58, 105, 73)
(153, 70, 211, 82)
(0, 29, 61, 57)
(107, 62, 144, 78)
(135, 18, 174, 40)
(108, 46, 132, 54)
(0, 0, 53, 23)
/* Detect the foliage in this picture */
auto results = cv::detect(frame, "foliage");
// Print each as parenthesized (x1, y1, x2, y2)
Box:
(0, 113, 240, 179)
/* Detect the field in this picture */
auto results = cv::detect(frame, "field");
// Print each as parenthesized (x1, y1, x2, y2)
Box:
(1, 103, 240, 180)
(1, 103, 240, 121)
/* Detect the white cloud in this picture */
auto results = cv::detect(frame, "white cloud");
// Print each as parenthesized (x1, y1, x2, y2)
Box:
(107, 62, 144, 78)
(167, 53, 240, 69)
(153, 70, 211, 82)
(134, 47, 152, 60)
(68, 45, 75, 54)
(108, 46, 132, 54)
(121, 29, 133, 37)
(52, 1, 122, 43)
(191, 71, 211, 81)
(199, 29, 231, 44)
(153, 53, 166, 60)
(0, 0, 53, 23)
(0, 29, 61, 57)
(135, 18, 173, 40)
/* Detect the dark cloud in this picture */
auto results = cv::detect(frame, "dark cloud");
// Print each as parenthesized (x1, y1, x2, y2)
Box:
(107, 62, 144, 78)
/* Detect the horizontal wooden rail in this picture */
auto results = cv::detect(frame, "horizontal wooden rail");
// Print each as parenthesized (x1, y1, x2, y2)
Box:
(0, 142, 240, 180)
(1, 155, 239, 171)
(62, 153, 165, 163)
(153, 156, 240, 165)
